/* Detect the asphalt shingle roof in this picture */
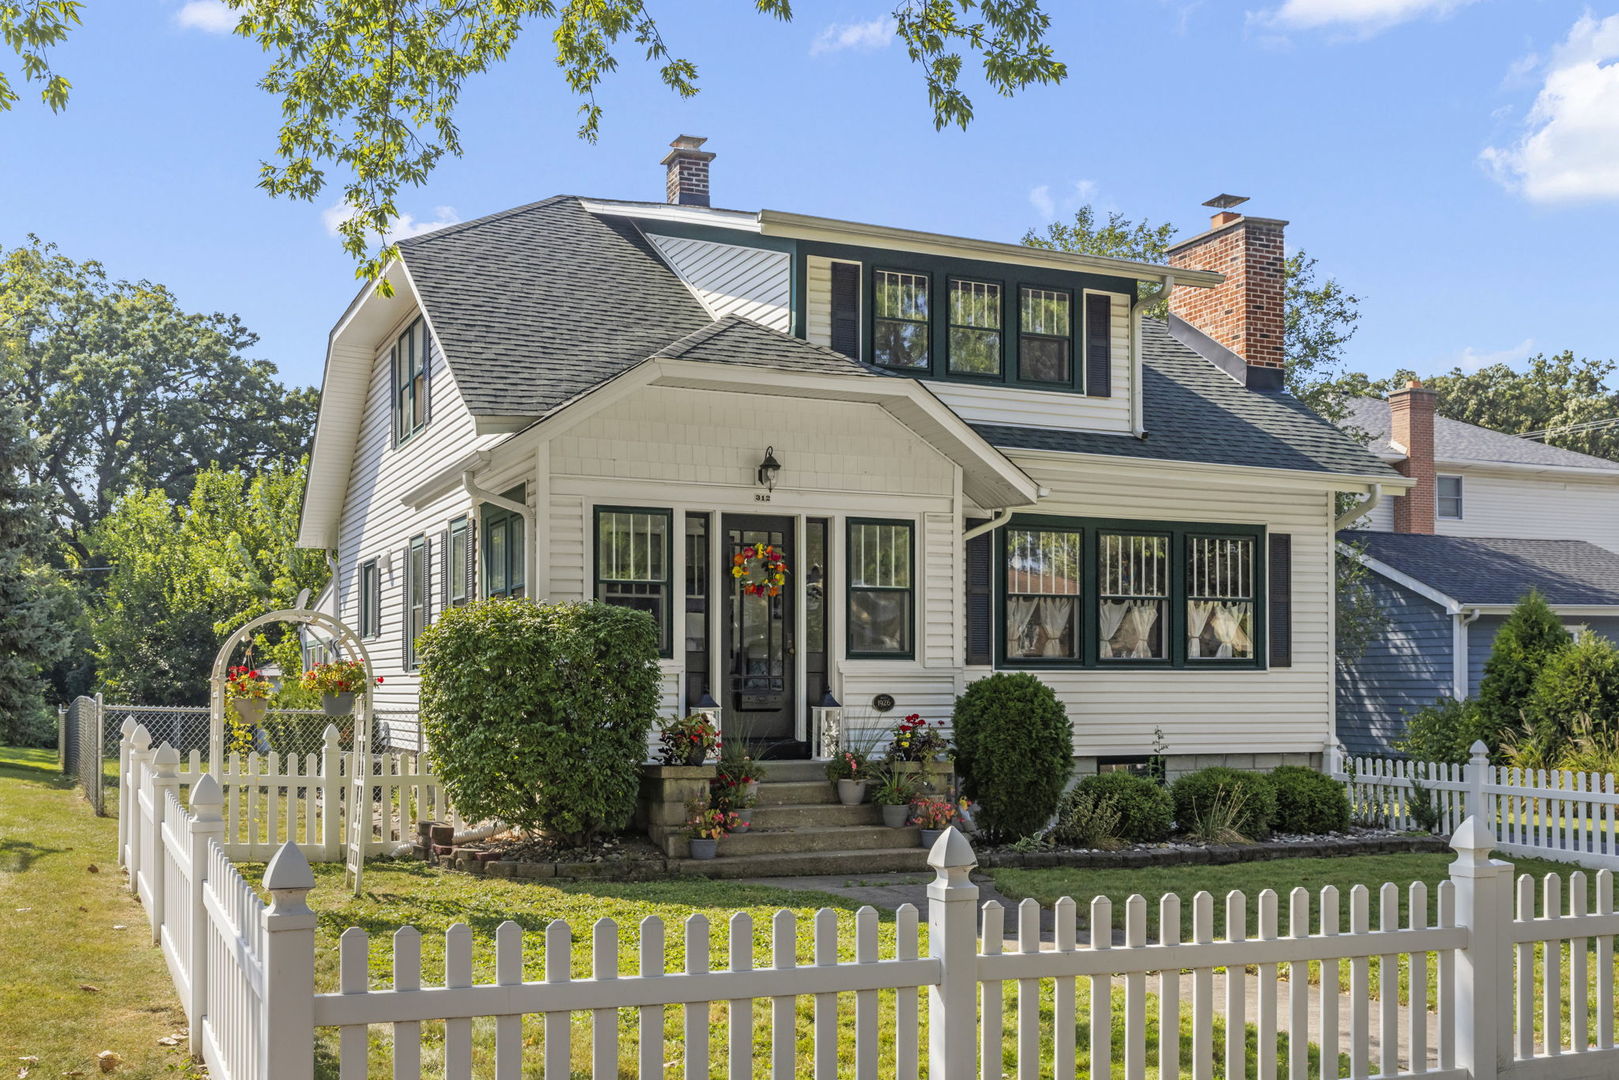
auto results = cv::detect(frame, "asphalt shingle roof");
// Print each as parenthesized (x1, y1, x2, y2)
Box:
(1343, 397, 1619, 472)
(975, 319, 1397, 478)
(1342, 530, 1619, 606)
(651, 314, 887, 376)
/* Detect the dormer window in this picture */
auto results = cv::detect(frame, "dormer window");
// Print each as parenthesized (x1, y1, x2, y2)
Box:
(1018, 287, 1073, 384)
(948, 279, 1003, 376)
(873, 270, 930, 369)
(392, 318, 429, 445)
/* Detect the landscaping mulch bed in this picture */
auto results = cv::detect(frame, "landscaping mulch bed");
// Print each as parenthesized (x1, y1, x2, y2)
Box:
(976, 827, 1450, 870)
(437, 831, 672, 881)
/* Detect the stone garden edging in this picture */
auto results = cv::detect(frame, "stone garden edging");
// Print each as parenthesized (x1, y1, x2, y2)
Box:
(975, 832, 1451, 871)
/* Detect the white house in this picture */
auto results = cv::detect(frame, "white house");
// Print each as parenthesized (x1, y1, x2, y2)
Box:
(297, 138, 1403, 775)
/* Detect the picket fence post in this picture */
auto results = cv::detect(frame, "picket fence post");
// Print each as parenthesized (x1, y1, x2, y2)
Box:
(128, 726, 154, 898)
(116, 718, 137, 868)
(1467, 740, 1490, 823)
(261, 841, 317, 1080)
(1449, 815, 1513, 1080)
(186, 774, 224, 1057)
(149, 745, 181, 945)
(320, 725, 343, 861)
(927, 827, 979, 1080)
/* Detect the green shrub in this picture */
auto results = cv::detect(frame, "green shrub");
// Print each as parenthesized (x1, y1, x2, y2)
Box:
(1268, 765, 1350, 834)
(1049, 791, 1122, 850)
(1524, 632, 1619, 760)
(1170, 766, 1276, 840)
(1395, 697, 1493, 764)
(418, 598, 660, 845)
(1066, 772, 1173, 843)
(951, 672, 1072, 843)
(1477, 591, 1572, 745)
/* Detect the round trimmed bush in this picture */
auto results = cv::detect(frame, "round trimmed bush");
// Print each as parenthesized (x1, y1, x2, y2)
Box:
(1170, 766, 1277, 840)
(1065, 772, 1173, 843)
(1268, 765, 1349, 835)
(951, 672, 1072, 843)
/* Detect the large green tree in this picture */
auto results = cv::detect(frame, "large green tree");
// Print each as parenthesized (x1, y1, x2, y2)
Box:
(87, 460, 329, 704)
(1023, 207, 1362, 420)
(2, 1, 1065, 287)
(0, 237, 317, 558)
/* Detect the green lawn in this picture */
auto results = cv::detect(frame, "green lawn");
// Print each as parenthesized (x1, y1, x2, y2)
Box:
(0, 746, 191, 1077)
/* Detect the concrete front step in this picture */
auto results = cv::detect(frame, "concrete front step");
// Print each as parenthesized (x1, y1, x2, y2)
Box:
(754, 760, 829, 784)
(720, 824, 920, 856)
(754, 780, 839, 806)
(747, 802, 882, 829)
(673, 846, 932, 879)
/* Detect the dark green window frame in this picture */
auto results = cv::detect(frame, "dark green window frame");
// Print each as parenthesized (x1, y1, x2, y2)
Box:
(358, 559, 379, 639)
(391, 318, 430, 446)
(872, 268, 932, 371)
(403, 535, 428, 671)
(1018, 284, 1075, 386)
(447, 517, 470, 606)
(481, 489, 526, 600)
(995, 516, 1266, 671)
(845, 517, 916, 660)
(594, 505, 674, 658)
(946, 277, 1004, 377)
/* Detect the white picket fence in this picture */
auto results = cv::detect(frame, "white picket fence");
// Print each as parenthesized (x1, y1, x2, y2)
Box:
(1331, 742, 1619, 870)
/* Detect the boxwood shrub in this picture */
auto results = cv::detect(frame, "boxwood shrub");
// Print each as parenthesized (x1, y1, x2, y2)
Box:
(1063, 772, 1173, 844)
(418, 598, 660, 845)
(1170, 766, 1277, 840)
(951, 672, 1072, 843)
(1268, 765, 1350, 835)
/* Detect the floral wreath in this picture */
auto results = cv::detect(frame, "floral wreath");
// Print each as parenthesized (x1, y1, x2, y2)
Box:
(731, 543, 788, 597)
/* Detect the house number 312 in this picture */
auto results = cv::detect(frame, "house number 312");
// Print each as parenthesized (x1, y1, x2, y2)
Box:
(755, 493, 771, 502)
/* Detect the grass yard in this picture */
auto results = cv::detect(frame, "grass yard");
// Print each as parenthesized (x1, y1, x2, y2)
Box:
(0, 746, 191, 1077)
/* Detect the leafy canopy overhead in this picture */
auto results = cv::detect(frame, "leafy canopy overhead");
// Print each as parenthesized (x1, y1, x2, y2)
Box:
(2, 1, 1065, 289)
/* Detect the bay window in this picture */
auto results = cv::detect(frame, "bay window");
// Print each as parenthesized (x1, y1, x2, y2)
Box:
(847, 519, 914, 658)
(596, 507, 673, 655)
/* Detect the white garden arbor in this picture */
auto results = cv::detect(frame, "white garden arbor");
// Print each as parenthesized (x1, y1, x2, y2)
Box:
(209, 607, 376, 892)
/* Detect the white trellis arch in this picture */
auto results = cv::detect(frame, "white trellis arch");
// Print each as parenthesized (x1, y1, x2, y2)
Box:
(209, 607, 376, 892)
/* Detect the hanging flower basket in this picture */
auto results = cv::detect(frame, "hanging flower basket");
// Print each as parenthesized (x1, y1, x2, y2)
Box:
(322, 692, 356, 717)
(231, 698, 269, 726)
(730, 543, 788, 598)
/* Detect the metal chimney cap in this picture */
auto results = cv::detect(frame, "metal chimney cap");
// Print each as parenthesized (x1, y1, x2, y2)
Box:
(1202, 194, 1250, 210)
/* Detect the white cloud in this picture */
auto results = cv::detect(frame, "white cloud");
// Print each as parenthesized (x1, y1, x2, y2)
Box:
(1028, 185, 1055, 220)
(1450, 337, 1536, 372)
(1259, 0, 1477, 35)
(175, 0, 236, 34)
(321, 203, 461, 243)
(1028, 179, 1101, 223)
(810, 18, 895, 57)
(1482, 14, 1619, 203)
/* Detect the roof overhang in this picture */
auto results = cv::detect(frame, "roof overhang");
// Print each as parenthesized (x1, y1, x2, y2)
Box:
(1338, 541, 1463, 613)
(1005, 445, 1412, 494)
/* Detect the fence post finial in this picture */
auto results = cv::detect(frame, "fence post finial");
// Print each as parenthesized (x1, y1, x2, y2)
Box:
(154, 743, 180, 776)
(120, 716, 137, 739)
(261, 840, 317, 1080)
(131, 724, 152, 751)
(926, 826, 978, 1080)
(322, 723, 341, 746)
(265, 841, 317, 915)
(1466, 740, 1490, 823)
(1450, 814, 1494, 865)
(189, 772, 223, 818)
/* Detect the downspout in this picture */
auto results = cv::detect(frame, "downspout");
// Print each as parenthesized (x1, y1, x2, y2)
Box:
(1130, 274, 1174, 438)
(963, 489, 1049, 542)
(1453, 607, 1481, 700)
(1334, 484, 1383, 531)
(462, 471, 535, 596)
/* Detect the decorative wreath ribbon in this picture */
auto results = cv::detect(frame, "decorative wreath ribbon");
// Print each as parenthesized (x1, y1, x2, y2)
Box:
(731, 543, 789, 597)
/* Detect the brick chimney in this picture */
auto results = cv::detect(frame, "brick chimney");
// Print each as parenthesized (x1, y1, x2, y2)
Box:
(661, 135, 715, 207)
(1389, 380, 1438, 535)
(1167, 195, 1288, 389)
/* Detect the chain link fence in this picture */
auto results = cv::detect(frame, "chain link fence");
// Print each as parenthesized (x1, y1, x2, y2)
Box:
(59, 694, 107, 815)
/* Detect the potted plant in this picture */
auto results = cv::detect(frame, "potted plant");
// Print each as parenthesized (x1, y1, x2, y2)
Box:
(826, 750, 870, 806)
(657, 714, 722, 766)
(300, 660, 374, 716)
(911, 797, 958, 848)
(687, 803, 736, 860)
(224, 666, 272, 726)
(886, 713, 950, 763)
(871, 767, 922, 827)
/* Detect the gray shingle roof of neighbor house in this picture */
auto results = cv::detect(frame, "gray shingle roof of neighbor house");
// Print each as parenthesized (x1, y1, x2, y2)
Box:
(1342, 529, 1619, 606)
(1343, 397, 1619, 472)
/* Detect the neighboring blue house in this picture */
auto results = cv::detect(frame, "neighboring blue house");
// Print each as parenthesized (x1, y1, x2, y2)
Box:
(1336, 530, 1619, 755)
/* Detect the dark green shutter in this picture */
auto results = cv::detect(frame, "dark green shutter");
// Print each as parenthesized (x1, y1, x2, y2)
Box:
(1268, 533, 1292, 668)
(1085, 294, 1112, 397)
(439, 528, 450, 611)
(964, 522, 993, 666)
(830, 262, 860, 359)
(464, 517, 477, 601)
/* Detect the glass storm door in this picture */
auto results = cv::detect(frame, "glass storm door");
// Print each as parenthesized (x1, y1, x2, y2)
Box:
(723, 515, 795, 746)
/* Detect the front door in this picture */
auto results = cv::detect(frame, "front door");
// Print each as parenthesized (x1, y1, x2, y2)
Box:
(722, 515, 797, 753)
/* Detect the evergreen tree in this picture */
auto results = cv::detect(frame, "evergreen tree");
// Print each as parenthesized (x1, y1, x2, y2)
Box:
(1477, 591, 1573, 744)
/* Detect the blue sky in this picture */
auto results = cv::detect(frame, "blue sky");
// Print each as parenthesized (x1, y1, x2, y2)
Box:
(4, 0, 1618, 392)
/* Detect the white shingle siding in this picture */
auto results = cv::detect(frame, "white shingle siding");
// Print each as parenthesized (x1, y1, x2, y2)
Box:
(646, 233, 792, 332)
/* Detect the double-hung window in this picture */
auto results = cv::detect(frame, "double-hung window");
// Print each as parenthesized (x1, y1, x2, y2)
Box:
(1019, 286, 1073, 384)
(847, 519, 914, 658)
(948, 279, 1002, 376)
(873, 270, 930, 370)
(1004, 527, 1082, 660)
(358, 559, 379, 638)
(403, 535, 428, 670)
(482, 490, 525, 599)
(1187, 536, 1256, 660)
(596, 507, 673, 655)
(1437, 475, 1464, 519)
(447, 517, 470, 606)
(1099, 533, 1169, 660)
(392, 319, 429, 444)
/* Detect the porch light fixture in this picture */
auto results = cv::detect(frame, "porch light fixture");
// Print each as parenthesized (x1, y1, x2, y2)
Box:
(696, 689, 719, 711)
(818, 688, 841, 709)
(756, 446, 782, 492)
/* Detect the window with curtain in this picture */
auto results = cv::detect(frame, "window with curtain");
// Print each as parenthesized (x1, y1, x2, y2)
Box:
(873, 270, 930, 370)
(596, 507, 672, 655)
(1004, 527, 1082, 660)
(391, 319, 429, 444)
(948, 279, 1002, 375)
(1098, 533, 1168, 660)
(1019, 286, 1072, 384)
(1187, 536, 1255, 660)
(847, 519, 913, 657)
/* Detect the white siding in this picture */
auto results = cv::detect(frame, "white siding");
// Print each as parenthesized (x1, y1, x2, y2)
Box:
(1358, 466, 1619, 553)
(645, 233, 792, 332)
(805, 255, 835, 348)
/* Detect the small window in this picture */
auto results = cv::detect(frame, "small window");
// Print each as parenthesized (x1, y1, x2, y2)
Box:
(948, 279, 1002, 376)
(1437, 475, 1464, 519)
(596, 507, 673, 655)
(1019, 286, 1072, 384)
(447, 518, 469, 606)
(392, 319, 429, 444)
(358, 559, 379, 639)
(873, 270, 930, 370)
(403, 535, 428, 670)
(1004, 527, 1082, 660)
(482, 490, 525, 600)
(1099, 533, 1168, 660)
(847, 519, 914, 657)
(1187, 536, 1256, 660)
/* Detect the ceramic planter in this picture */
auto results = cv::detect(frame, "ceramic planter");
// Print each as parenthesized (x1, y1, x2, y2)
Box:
(919, 828, 944, 849)
(880, 803, 909, 828)
(688, 838, 718, 860)
(322, 692, 356, 717)
(733, 808, 752, 833)
(836, 778, 868, 806)
(230, 698, 268, 726)
(684, 745, 708, 766)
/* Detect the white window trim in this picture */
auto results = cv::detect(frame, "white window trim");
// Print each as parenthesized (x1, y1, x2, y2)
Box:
(1436, 473, 1464, 520)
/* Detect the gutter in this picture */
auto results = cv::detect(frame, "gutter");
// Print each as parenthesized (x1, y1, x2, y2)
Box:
(1129, 276, 1172, 438)
(1334, 484, 1383, 530)
(963, 489, 1049, 542)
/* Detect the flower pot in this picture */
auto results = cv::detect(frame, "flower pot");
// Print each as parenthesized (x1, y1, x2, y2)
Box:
(689, 838, 718, 860)
(322, 692, 356, 717)
(919, 828, 944, 849)
(685, 745, 708, 766)
(836, 778, 868, 806)
(743, 779, 760, 802)
(230, 698, 268, 726)
(880, 803, 909, 828)
(733, 808, 752, 833)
